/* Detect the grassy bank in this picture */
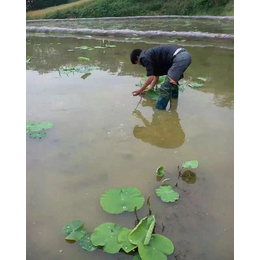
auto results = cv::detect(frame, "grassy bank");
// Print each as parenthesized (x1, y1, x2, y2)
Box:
(26, 0, 234, 20)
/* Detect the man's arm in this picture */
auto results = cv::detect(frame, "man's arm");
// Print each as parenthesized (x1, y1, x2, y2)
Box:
(132, 76, 155, 96)
(148, 76, 159, 90)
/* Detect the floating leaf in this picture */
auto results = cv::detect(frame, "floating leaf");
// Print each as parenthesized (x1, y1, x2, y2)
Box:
(133, 34, 139, 36)
(28, 131, 47, 139)
(90, 223, 125, 254)
(156, 166, 164, 177)
(182, 160, 198, 169)
(38, 121, 54, 130)
(168, 40, 178, 43)
(62, 221, 86, 242)
(138, 234, 174, 260)
(129, 215, 155, 246)
(181, 170, 197, 184)
(100, 187, 144, 214)
(146, 89, 160, 101)
(105, 44, 117, 48)
(197, 77, 207, 82)
(78, 57, 90, 62)
(118, 228, 137, 253)
(94, 46, 106, 49)
(81, 73, 91, 79)
(132, 38, 141, 40)
(75, 46, 89, 50)
(133, 254, 142, 260)
(67, 49, 74, 52)
(125, 38, 129, 40)
(188, 82, 204, 88)
(156, 186, 179, 203)
(60, 66, 99, 74)
(180, 39, 186, 42)
(26, 121, 54, 132)
(79, 234, 97, 252)
(26, 56, 31, 63)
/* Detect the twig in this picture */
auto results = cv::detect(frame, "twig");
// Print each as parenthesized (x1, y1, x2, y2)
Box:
(134, 96, 142, 110)
(162, 223, 165, 233)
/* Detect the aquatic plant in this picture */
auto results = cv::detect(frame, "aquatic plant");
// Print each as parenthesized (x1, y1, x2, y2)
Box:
(156, 186, 179, 203)
(156, 166, 164, 177)
(26, 121, 54, 139)
(197, 77, 207, 82)
(78, 56, 90, 62)
(188, 82, 204, 88)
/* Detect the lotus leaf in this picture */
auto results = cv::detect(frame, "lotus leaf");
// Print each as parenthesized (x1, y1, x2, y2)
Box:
(61, 66, 99, 74)
(75, 46, 89, 50)
(79, 234, 97, 252)
(78, 57, 90, 62)
(156, 166, 164, 177)
(105, 44, 117, 48)
(182, 160, 198, 169)
(133, 254, 142, 260)
(100, 187, 144, 214)
(118, 228, 137, 253)
(26, 121, 54, 132)
(94, 46, 106, 49)
(197, 77, 207, 81)
(38, 121, 54, 130)
(157, 76, 167, 85)
(90, 223, 126, 254)
(188, 82, 204, 88)
(182, 170, 197, 184)
(26, 56, 31, 63)
(156, 186, 179, 203)
(180, 39, 187, 42)
(168, 40, 178, 43)
(28, 131, 47, 139)
(62, 220, 86, 242)
(138, 234, 174, 260)
(145, 90, 160, 101)
(128, 215, 155, 246)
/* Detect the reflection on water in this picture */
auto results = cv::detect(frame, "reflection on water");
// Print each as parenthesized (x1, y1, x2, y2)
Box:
(133, 99, 185, 149)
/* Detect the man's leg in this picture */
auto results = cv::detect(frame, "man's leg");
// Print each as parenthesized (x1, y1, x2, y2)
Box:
(155, 77, 172, 110)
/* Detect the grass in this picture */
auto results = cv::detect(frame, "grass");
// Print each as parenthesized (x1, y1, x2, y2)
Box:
(26, 0, 95, 19)
(26, 0, 234, 20)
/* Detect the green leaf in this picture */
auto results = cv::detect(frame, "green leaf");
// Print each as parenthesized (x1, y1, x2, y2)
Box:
(100, 187, 144, 214)
(188, 82, 204, 88)
(61, 66, 99, 74)
(156, 166, 164, 177)
(156, 186, 179, 203)
(38, 121, 54, 130)
(181, 170, 197, 184)
(79, 234, 97, 252)
(157, 75, 167, 85)
(129, 215, 155, 246)
(94, 46, 106, 49)
(26, 121, 54, 132)
(145, 89, 160, 101)
(75, 46, 89, 50)
(28, 131, 47, 139)
(81, 73, 91, 80)
(138, 234, 174, 260)
(118, 228, 137, 253)
(90, 223, 126, 254)
(132, 38, 141, 40)
(26, 56, 31, 63)
(168, 39, 178, 43)
(133, 253, 142, 260)
(180, 39, 186, 42)
(62, 221, 86, 242)
(182, 160, 199, 169)
(197, 77, 207, 82)
(78, 57, 90, 62)
(105, 44, 117, 48)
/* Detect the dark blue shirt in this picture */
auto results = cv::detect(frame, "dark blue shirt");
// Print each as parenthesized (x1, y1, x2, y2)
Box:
(139, 45, 179, 76)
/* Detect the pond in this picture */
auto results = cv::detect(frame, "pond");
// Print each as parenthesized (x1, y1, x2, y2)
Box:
(26, 26, 234, 260)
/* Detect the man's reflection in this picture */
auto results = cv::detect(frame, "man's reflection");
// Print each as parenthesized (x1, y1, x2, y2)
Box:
(133, 99, 185, 149)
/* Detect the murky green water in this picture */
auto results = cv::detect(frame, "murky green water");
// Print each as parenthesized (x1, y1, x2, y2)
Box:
(27, 35, 234, 260)
(27, 17, 234, 34)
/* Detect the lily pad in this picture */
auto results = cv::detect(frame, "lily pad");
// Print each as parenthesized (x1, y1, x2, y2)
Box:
(168, 40, 178, 43)
(182, 160, 198, 169)
(26, 121, 54, 132)
(156, 186, 179, 203)
(188, 82, 204, 88)
(100, 187, 145, 214)
(138, 234, 174, 260)
(156, 166, 164, 177)
(94, 46, 106, 49)
(78, 57, 90, 62)
(28, 131, 47, 139)
(197, 77, 207, 81)
(118, 228, 137, 253)
(79, 234, 97, 252)
(182, 170, 197, 184)
(105, 44, 117, 48)
(128, 215, 155, 246)
(133, 254, 142, 260)
(90, 223, 125, 254)
(62, 220, 86, 242)
(38, 121, 54, 130)
(81, 73, 91, 79)
(145, 89, 160, 101)
(75, 46, 89, 50)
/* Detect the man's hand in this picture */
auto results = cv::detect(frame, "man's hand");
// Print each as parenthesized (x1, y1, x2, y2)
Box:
(132, 88, 143, 96)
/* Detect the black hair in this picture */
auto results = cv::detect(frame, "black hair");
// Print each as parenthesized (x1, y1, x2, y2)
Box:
(130, 49, 142, 64)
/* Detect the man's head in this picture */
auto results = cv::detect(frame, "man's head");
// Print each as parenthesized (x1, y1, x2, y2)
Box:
(130, 49, 142, 65)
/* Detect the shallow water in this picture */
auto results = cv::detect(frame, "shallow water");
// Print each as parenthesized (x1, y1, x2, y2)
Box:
(26, 35, 234, 260)
(27, 17, 234, 34)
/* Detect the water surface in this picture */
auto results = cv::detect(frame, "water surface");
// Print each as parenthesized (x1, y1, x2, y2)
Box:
(27, 35, 234, 260)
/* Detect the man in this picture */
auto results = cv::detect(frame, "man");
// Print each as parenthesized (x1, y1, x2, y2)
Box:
(130, 45, 192, 110)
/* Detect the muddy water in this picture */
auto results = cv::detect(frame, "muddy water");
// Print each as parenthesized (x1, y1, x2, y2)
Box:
(26, 36, 234, 260)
